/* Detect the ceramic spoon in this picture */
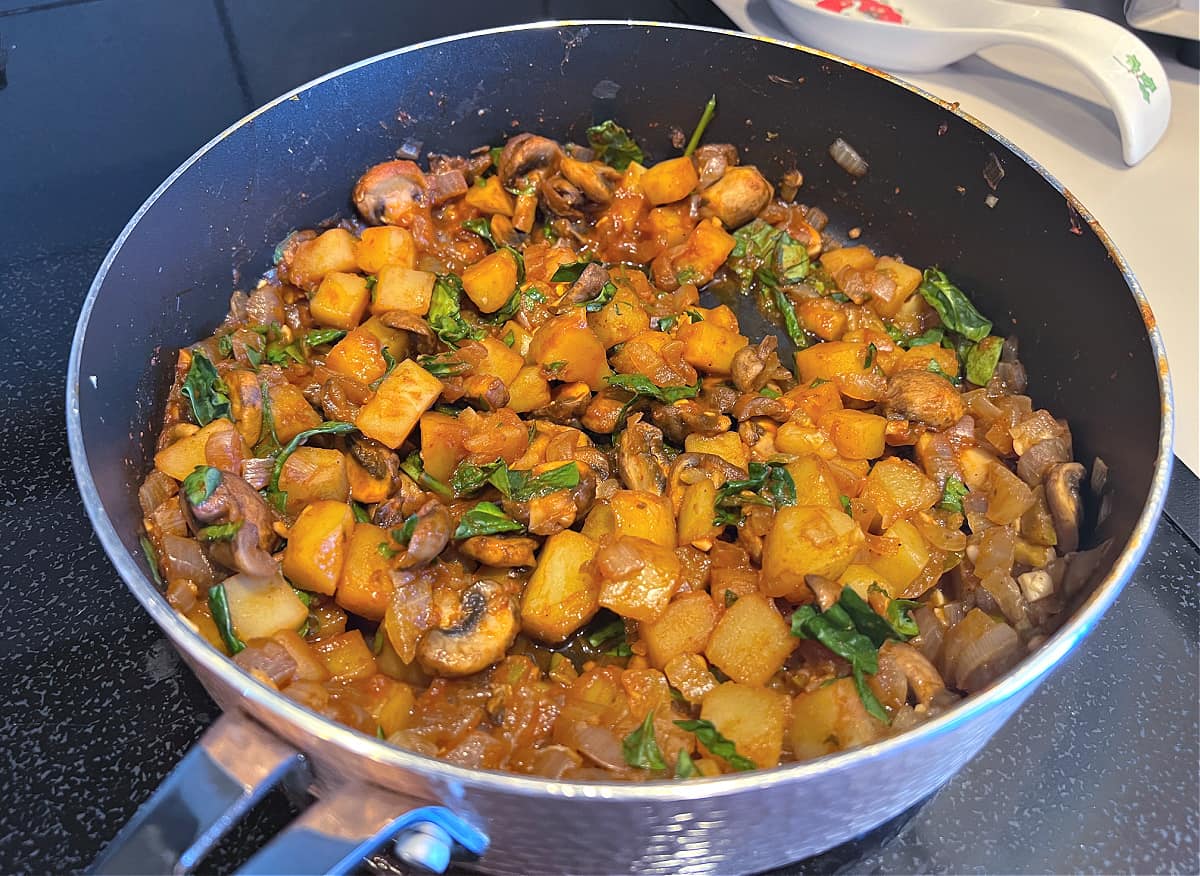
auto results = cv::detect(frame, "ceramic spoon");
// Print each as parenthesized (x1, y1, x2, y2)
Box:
(765, 0, 1171, 165)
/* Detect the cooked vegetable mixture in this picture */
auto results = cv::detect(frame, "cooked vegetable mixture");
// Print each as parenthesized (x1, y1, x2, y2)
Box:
(140, 114, 1106, 779)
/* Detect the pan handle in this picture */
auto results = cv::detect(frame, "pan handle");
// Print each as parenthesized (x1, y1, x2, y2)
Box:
(90, 712, 305, 875)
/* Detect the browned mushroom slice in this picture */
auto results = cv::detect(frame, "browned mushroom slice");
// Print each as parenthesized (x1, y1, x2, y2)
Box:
(884, 369, 967, 431)
(497, 133, 563, 187)
(458, 536, 539, 568)
(396, 499, 454, 570)
(540, 175, 585, 219)
(416, 579, 519, 677)
(563, 262, 611, 304)
(353, 160, 427, 225)
(694, 143, 739, 189)
(616, 416, 671, 492)
(1044, 462, 1085, 554)
(182, 469, 279, 577)
(559, 156, 620, 204)
(700, 166, 774, 229)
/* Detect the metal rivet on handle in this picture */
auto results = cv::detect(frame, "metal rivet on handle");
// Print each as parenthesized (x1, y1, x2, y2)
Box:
(393, 821, 454, 874)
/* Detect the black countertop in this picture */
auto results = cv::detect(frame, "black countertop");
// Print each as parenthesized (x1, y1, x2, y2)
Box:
(0, 1, 1196, 873)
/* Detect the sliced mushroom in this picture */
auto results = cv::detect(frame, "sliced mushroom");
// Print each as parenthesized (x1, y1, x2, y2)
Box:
(884, 369, 967, 431)
(616, 416, 671, 492)
(416, 579, 519, 677)
(461, 374, 510, 412)
(353, 160, 427, 225)
(648, 400, 730, 445)
(700, 166, 774, 229)
(1044, 462, 1085, 554)
(666, 452, 745, 511)
(349, 436, 399, 482)
(527, 490, 579, 536)
(498, 133, 562, 187)
(804, 574, 842, 612)
(559, 156, 620, 204)
(397, 499, 454, 570)
(539, 175, 585, 219)
(563, 262, 611, 304)
(694, 143, 739, 189)
(730, 336, 786, 392)
(877, 641, 945, 706)
(532, 382, 592, 424)
(183, 471, 278, 577)
(731, 393, 789, 423)
(458, 536, 539, 568)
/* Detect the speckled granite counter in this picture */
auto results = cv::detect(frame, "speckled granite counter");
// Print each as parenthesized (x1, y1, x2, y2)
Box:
(0, 1, 1196, 872)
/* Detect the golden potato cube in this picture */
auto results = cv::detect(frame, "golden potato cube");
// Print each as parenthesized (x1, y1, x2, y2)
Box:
(267, 383, 323, 443)
(463, 176, 515, 216)
(528, 310, 612, 391)
(461, 249, 519, 313)
(521, 530, 601, 642)
(310, 271, 370, 330)
(784, 455, 842, 510)
(324, 328, 387, 385)
(346, 453, 391, 504)
(664, 653, 717, 704)
(761, 505, 865, 599)
(837, 563, 882, 600)
(893, 344, 959, 377)
(282, 499, 354, 595)
(871, 256, 922, 318)
(370, 266, 435, 316)
(678, 321, 748, 375)
(700, 682, 788, 769)
(790, 676, 883, 760)
(375, 681, 417, 736)
(795, 340, 870, 384)
(221, 572, 309, 641)
(641, 592, 719, 669)
(359, 315, 409, 362)
(677, 479, 721, 549)
(684, 432, 750, 471)
(673, 219, 736, 285)
(271, 628, 330, 682)
(154, 418, 242, 481)
(704, 592, 795, 685)
(589, 290, 650, 349)
(356, 226, 416, 274)
(645, 203, 694, 247)
(598, 536, 682, 623)
(610, 490, 676, 548)
(819, 409, 887, 460)
(819, 244, 876, 276)
(862, 456, 939, 527)
(867, 519, 929, 594)
(356, 359, 442, 449)
(640, 156, 700, 205)
(277, 446, 349, 516)
(476, 335, 525, 386)
(418, 410, 471, 484)
(336, 523, 397, 620)
(313, 629, 377, 682)
(581, 502, 616, 541)
(507, 365, 553, 413)
(289, 228, 359, 290)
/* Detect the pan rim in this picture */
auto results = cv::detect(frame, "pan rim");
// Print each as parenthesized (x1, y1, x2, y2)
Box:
(66, 19, 1174, 802)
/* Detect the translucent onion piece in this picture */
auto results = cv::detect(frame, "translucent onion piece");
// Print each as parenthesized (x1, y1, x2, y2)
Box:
(161, 534, 218, 588)
(139, 470, 178, 516)
(829, 138, 868, 177)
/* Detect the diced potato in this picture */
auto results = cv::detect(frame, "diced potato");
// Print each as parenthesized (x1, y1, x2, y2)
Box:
(645, 203, 694, 247)
(785, 380, 844, 423)
(336, 523, 398, 620)
(528, 310, 612, 391)
(784, 455, 842, 509)
(664, 653, 717, 704)
(677, 479, 721, 549)
(837, 563, 882, 600)
(819, 409, 887, 460)
(325, 328, 387, 385)
(221, 572, 309, 641)
(267, 383, 323, 444)
(461, 249, 519, 313)
(871, 256, 922, 317)
(641, 592, 719, 669)
(370, 266, 435, 316)
(862, 457, 939, 526)
(419, 411, 471, 484)
(597, 536, 682, 623)
(761, 505, 865, 600)
(985, 463, 1036, 525)
(313, 630, 377, 682)
(154, 418, 243, 481)
(700, 682, 787, 769)
(704, 592, 795, 685)
(640, 156, 699, 205)
(798, 297, 849, 341)
(609, 490, 676, 548)
(346, 454, 392, 504)
(521, 531, 601, 642)
(376, 680, 417, 735)
(310, 272, 370, 330)
(819, 244, 876, 276)
(225, 370, 264, 448)
(282, 499, 354, 595)
(277, 447, 349, 515)
(289, 228, 359, 290)
(957, 445, 1002, 491)
(678, 321, 749, 375)
(673, 218, 736, 285)
(507, 365, 553, 413)
(464, 175, 515, 215)
(271, 629, 330, 682)
(475, 335, 525, 387)
(356, 359, 443, 449)
(893, 344, 959, 377)
(795, 341, 869, 384)
(589, 290, 650, 349)
(710, 568, 759, 606)
(501, 320, 533, 358)
(867, 519, 930, 594)
(684, 432, 750, 471)
(789, 676, 883, 760)
(775, 418, 838, 459)
(356, 226, 417, 274)
(359, 315, 408, 362)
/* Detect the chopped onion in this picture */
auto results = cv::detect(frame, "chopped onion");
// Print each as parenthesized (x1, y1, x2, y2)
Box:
(982, 573, 1028, 625)
(235, 639, 298, 687)
(913, 605, 945, 661)
(1017, 569, 1055, 603)
(1062, 539, 1113, 597)
(829, 138, 868, 177)
(529, 745, 583, 779)
(161, 534, 218, 588)
(242, 457, 274, 490)
(151, 497, 189, 538)
(396, 137, 424, 160)
(139, 470, 177, 516)
(1090, 457, 1109, 499)
(1016, 437, 1071, 486)
(952, 620, 1020, 691)
(562, 721, 624, 771)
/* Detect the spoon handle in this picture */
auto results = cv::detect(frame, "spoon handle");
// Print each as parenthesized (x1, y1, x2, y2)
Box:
(993, 5, 1170, 165)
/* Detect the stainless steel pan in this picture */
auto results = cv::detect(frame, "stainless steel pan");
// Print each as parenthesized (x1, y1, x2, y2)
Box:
(66, 21, 1174, 875)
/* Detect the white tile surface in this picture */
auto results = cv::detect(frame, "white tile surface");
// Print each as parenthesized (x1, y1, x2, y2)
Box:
(713, 0, 1199, 474)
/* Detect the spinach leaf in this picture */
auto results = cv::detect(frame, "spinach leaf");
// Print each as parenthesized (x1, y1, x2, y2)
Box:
(268, 422, 357, 512)
(369, 348, 399, 391)
(305, 328, 346, 347)
(351, 502, 372, 524)
(673, 719, 756, 771)
(416, 354, 470, 378)
(605, 374, 701, 404)
(450, 460, 507, 497)
(774, 231, 810, 285)
(908, 328, 945, 348)
(453, 501, 524, 539)
(917, 268, 992, 342)
(582, 280, 618, 313)
(208, 583, 245, 655)
(712, 462, 796, 525)
(252, 379, 282, 458)
(139, 535, 164, 588)
(623, 710, 667, 770)
(965, 335, 1004, 386)
(585, 616, 630, 655)
(462, 217, 497, 248)
(837, 586, 903, 648)
(181, 351, 232, 426)
(683, 94, 717, 157)
(499, 461, 580, 501)
(393, 513, 420, 545)
(926, 358, 961, 386)
(428, 274, 484, 347)
(182, 465, 222, 507)
(673, 749, 698, 779)
(550, 260, 592, 284)
(197, 520, 243, 542)
(885, 595, 921, 638)
(936, 474, 968, 514)
(772, 285, 807, 348)
(587, 120, 644, 171)
(399, 451, 453, 500)
(483, 289, 523, 325)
